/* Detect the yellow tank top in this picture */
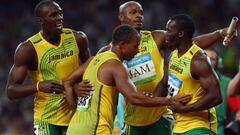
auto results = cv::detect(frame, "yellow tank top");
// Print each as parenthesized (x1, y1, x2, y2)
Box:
(28, 28, 79, 126)
(124, 30, 171, 126)
(168, 44, 217, 133)
(67, 51, 119, 135)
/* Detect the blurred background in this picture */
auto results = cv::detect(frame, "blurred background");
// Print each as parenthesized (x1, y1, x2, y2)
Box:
(0, 0, 240, 134)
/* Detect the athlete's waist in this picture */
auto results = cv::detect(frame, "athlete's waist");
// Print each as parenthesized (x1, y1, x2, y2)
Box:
(124, 106, 171, 126)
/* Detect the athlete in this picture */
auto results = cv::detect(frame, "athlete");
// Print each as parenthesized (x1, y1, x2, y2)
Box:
(5, 0, 91, 134)
(166, 14, 222, 135)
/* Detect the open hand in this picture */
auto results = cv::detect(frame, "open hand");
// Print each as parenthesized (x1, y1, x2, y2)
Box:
(38, 80, 64, 94)
(170, 93, 192, 105)
(73, 80, 94, 97)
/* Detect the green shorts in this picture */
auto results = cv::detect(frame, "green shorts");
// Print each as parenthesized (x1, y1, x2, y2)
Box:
(173, 127, 216, 135)
(34, 120, 67, 135)
(123, 116, 173, 135)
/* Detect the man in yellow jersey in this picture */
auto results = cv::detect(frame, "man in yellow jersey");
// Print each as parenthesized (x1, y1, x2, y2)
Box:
(64, 24, 192, 135)
(5, 0, 91, 135)
(166, 14, 222, 135)
(98, 1, 232, 135)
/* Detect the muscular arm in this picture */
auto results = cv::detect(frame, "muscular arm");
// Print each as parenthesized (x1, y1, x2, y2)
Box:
(183, 51, 222, 112)
(193, 29, 225, 49)
(73, 31, 91, 64)
(5, 41, 38, 100)
(227, 71, 240, 97)
(64, 58, 93, 109)
(152, 28, 229, 50)
(154, 56, 169, 97)
(151, 30, 166, 50)
(108, 60, 172, 107)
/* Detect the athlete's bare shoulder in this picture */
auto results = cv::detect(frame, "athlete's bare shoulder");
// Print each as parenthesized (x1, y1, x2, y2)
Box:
(14, 40, 36, 68)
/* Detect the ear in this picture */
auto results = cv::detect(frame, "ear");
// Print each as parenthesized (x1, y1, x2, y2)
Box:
(178, 31, 184, 37)
(118, 13, 124, 22)
(116, 41, 126, 51)
(36, 17, 44, 25)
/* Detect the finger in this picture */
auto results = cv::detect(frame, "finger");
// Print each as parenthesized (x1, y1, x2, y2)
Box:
(234, 30, 238, 36)
(52, 86, 64, 93)
(177, 96, 192, 103)
(177, 94, 192, 100)
(52, 88, 63, 94)
(76, 91, 92, 97)
(51, 81, 64, 90)
(76, 86, 94, 91)
(77, 81, 93, 89)
(82, 80, 90, 84)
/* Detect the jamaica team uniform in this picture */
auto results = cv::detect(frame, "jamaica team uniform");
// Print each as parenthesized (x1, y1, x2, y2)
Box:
(28, 28, 79, 135)
(123, 30, 172, 135)
(67, 51, 119, 135)
(168, 44, 217, 135)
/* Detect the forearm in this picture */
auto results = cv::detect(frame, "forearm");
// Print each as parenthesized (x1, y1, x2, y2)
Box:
(127, 92, 171, 107)
(154, 64, 168, 97)
(6, 84, 37, 100)
(64, 80, 77, 110)
(193, 30, 223, 49)
(184, 94, 221, 112)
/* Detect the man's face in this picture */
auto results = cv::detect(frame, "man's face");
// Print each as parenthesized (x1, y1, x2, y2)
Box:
(119, 3, 144, 31)
(122, 35, 140, 60)
(40, 2, 63, 34)
(205, 50, 217, 69)
(165, 20, 180, 50)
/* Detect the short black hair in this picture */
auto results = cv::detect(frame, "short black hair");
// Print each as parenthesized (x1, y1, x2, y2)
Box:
(34, 0, 53, 17)
(170, 14, 195, 38)
(112, 24, 138, 45)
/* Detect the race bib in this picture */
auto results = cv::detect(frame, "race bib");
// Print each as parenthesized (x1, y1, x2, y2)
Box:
(168, 74, 182, 96)
(124, 53, 156, 85)
(34, 125, 39, 135)
(77, 95, 92, 112)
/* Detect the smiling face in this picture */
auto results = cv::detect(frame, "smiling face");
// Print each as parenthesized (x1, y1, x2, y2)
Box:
(118, 2, 144, 31)
(38, 2, 64, 35)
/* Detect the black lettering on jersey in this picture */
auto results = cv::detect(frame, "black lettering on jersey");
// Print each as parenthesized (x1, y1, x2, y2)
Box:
(48, 50, 74, 63)
(129, 64, 151, 79)
(167, 84, 175, 96)
(170, 64, 183, 74)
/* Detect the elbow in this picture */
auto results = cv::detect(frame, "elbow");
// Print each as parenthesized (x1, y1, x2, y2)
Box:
(217, 95, 223, 105)
(213, 94, 222, 106)
(6, 87, 15, 100)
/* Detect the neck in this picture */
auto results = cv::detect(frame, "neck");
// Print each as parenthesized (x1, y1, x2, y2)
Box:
(40, 30, 61, 46)
(110, 47, 123, 61)
(177, 39, 193, 57)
